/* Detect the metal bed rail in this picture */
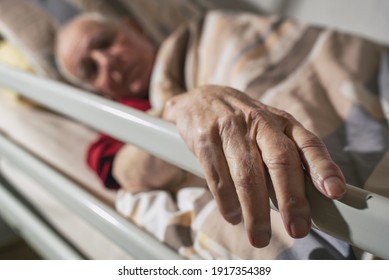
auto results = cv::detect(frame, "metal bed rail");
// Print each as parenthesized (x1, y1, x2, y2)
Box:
(0, 134, 182, 260)
(0, 173, 83, 260)
(0, 64, 389, 259)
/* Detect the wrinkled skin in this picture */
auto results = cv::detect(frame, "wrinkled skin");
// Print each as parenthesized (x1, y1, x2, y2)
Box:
(163, 85, 346, 248)
(57, 17, 156, 100)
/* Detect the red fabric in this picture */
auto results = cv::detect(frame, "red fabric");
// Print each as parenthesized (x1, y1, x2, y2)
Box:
(87, 98, 151, 189)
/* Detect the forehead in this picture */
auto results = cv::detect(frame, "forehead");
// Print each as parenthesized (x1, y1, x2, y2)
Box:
(66, 18, 116, 39)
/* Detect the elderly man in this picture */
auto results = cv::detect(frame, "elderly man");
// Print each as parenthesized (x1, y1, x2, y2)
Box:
(55, 11, 355, 248)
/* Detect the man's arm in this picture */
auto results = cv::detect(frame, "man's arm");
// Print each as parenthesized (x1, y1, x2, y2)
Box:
(112, 143, 186, 193)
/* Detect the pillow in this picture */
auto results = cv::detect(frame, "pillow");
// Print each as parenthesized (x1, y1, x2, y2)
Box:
(0, 40, 41, 107)
(0, 40, 33, 72)
(0, 0, 213, 83)
(65, 0, 129, 20)
(0, 0, 60, 79)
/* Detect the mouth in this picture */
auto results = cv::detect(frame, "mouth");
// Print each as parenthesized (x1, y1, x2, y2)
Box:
(126, 62, 143, 84)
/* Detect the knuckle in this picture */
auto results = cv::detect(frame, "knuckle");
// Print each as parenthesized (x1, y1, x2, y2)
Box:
(233, 177, 256, 195)
(265, 106, 294, 120)
(196, 128, 210, 148)
(247, 109, 269, 125)
(300, 133, 327, 152)
(212, 177, 229, 195)
(162, 100, 174, 119)
(219, 112, 246, 134)
(230, 158, 259, 190)
(164, 97, 179, 112)
(190, 123, 220, 156)
(263, 143, 297, 170)
(163, 96, 186, 120)
(195, 123, 218, 145)
(165, 98, 175, 109)
(276, 109, 293, 121)
(265, 155, 293, 170)
(279, 195, 309, 213)
(248, 110, 278, 137)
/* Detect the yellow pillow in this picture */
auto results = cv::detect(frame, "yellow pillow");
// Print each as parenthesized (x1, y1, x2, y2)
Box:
(0, 40, 33, 71)
(0, 40, 37, 106)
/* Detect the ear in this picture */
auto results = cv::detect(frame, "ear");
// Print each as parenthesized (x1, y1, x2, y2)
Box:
(121, 16, 145, 36)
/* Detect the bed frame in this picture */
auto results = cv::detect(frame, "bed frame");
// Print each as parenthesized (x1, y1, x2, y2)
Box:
(0, 64, 388, 259)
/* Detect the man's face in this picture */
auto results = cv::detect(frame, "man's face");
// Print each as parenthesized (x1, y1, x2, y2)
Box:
(58, 18, 156, 99)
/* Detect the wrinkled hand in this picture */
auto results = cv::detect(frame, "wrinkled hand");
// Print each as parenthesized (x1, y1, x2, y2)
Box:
(163, 85, 346, 248)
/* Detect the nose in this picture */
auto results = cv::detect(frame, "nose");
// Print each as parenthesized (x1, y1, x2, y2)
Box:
(90, 49, 110, 69)
(90, 49, 123, 84)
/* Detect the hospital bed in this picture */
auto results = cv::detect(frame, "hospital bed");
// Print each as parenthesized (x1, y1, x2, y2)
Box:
(0, 0, 389, 260)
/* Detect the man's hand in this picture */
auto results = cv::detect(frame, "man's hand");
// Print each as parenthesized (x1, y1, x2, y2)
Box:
(163, 85, 346, 248)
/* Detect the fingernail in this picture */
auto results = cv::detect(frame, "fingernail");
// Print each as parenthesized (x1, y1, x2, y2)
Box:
(289, 217, 310, 238)
(251, 231, 270, 248)
(324, 176, 346, 198)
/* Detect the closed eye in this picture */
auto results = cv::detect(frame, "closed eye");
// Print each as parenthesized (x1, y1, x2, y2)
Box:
(78, 57, 98, 82)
